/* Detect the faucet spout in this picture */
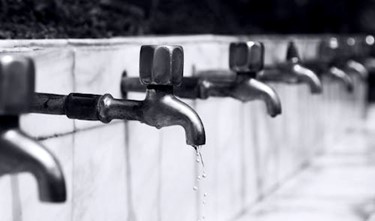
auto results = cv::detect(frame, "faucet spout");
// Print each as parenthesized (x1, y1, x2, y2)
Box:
(0, 118, 66, 202)
(258, 41, 322, 94)
(346, 60, 368, 80)
(231, 77, 282, 117)
(328, 66, 354, 92)
(259, 63, 322, 94)
(292, 63, 323, 94)
(31, 90, 206, 148)
(141, 87, 206, 147)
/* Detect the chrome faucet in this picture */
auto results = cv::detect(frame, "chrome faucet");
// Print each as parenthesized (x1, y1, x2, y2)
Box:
(343, 37, 369, 80)
(360, 35, 375, 71)
(122, 41, 282, 117)
(30, 45, 206, 147)
(308, 37, 356, 92)
(227, 41, 282, 117)
(0, 55, 66, 203)
(326, 66, 354, 92)
(257, 41, 323, 94)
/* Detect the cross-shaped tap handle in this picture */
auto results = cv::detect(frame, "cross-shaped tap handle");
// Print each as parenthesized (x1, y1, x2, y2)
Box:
(229, 41, 264, 74)
(139, 45, 184, 87)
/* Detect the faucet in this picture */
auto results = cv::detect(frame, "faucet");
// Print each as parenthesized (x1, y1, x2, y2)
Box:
(326, 66, 354, 92)
(30, 45, 206, 147)
(227, 41, 282, 117)
(257, 41, 323, 94)
(122, 41, 282, 117)
(361, 35, 375, 71)
(342, 37, 369, 80)
(0, 55, 66, 203)
(307, 37, 356, 92)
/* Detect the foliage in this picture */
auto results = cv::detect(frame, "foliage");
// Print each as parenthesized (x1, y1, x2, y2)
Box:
(0, 0, 369, 39)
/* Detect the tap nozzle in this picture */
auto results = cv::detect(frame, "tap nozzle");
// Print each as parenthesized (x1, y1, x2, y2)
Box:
(137, 45, 206, 146)
(0, 55, 66, 203)
(259, 41, 322, 94)
(318, 37, 356, 92)
(286, 41, 322, 93)
(343, 37, 369, 80)
(321, 37, 368, 79)
(30, 46, 206, 147)
(328, 66, 354, 92)
(229, 41, 282, 117)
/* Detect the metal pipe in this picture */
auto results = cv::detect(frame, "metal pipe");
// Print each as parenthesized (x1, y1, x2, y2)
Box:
(31, 93, 66, 115)
(31, 91, 205, 146)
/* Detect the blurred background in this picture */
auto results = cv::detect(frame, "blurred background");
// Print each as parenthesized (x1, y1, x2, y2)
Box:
(0, 0, 374, 38)
(4, 0, 375, 101)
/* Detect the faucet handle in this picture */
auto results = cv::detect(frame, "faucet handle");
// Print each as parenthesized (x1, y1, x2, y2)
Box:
(345, 37, 358, 57)
(286, 41, 301, 63)
(345, 36, 372, 59)
(318, 37, 341, 63)
(364, 35, 375, 57)
(139, 45, 184, 87)
(229, 41, 264, 73)
(0, 55, 35, 115)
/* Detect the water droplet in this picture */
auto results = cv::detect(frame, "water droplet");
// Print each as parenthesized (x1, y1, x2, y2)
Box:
(194, 145, 200, 153)
(196, 158, 201, 163)
(198, 152, 205, 167)
(193, 186, 198, 191)
(202, 173, 207, 178)
(204, 193, 208, 197)
(197, 176, 201, 180)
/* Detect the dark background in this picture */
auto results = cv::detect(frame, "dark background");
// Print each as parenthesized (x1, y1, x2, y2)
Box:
(0, 0, 374, 38)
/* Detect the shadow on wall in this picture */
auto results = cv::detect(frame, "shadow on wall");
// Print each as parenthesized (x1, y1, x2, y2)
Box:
(0, 0, 373, 38)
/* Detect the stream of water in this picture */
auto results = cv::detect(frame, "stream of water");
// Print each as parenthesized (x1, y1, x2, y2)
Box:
(193, 145, 207, 221)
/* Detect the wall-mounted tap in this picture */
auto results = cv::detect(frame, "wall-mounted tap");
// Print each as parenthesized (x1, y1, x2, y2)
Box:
(305, 37, 355, 92)
(323, 38, 356, 92)
(323, 37, 369, 81)
(257, 41, 322, 94)
(345, 35, 375, 81)
(327, 66, 354, 92)
(342, 37, 369, 80)
(122, 41, 282, 117)
(30, 45, 206, 148)
(362, 35, 375, 70)
(0, 55, 66, 203)
(227, 41, 282, 117)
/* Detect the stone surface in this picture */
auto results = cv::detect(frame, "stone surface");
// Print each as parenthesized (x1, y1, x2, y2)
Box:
(237, 128, 375, 221)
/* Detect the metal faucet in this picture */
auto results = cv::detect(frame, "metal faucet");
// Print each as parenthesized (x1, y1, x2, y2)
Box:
(343, 37, 369, 80)
(326, 66, 354, 92)
(122, 41, 282, 117)
(361, 35, 375, 71)
(30, 45, 206, 147)
(257, 41, 323, 94)
(227, 41, 282, 117)
(0, 55, 66, 203)
(316, 37, 369, 82)
(307, 37, 356, 92)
